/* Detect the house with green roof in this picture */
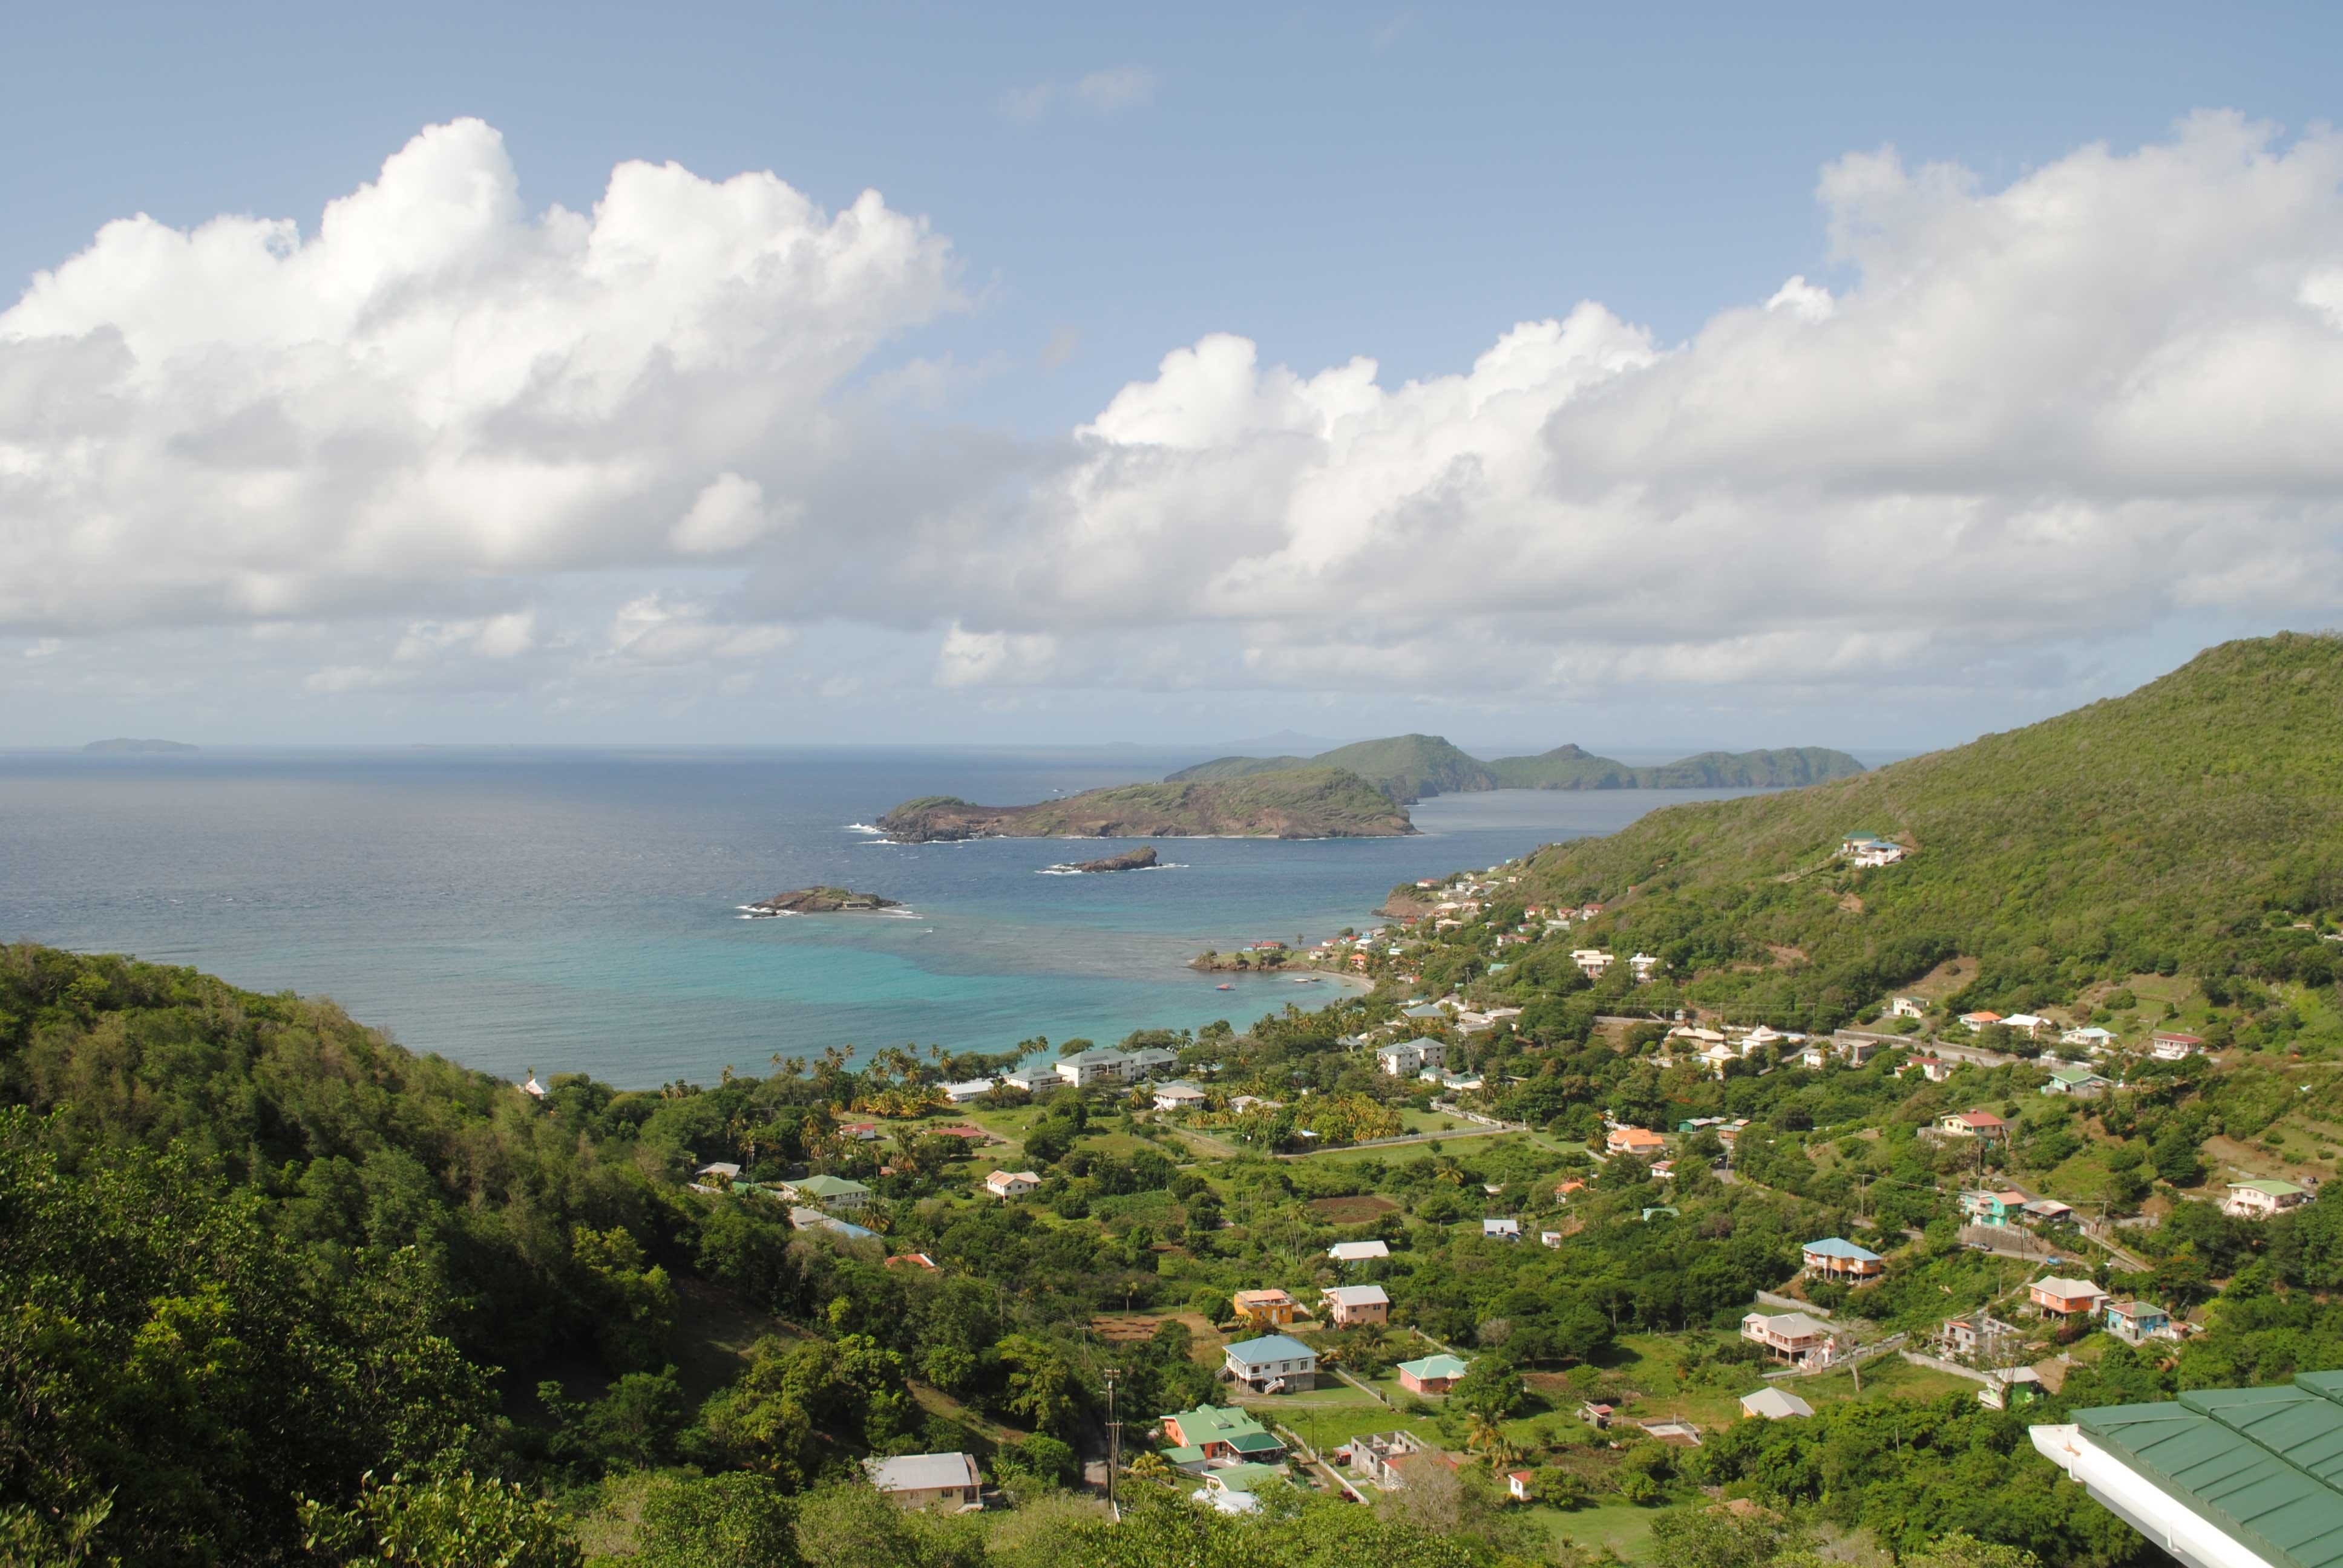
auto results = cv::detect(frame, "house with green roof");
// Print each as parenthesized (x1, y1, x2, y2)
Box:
(1158, 1405, 1286, 1470)
(2043, 1061, 2112, 1097)
(2033, 1368, 2343, 1568)
(1397, 1353, 1469, 1394)
(783, 1174, 872, 1209)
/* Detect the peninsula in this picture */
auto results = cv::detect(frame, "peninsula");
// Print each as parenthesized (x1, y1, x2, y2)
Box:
(743, 886, 901, 915)
(877, 766, 1415, 842)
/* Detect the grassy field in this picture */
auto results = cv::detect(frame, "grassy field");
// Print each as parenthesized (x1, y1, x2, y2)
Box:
(1538, 1501, 1660, 1562)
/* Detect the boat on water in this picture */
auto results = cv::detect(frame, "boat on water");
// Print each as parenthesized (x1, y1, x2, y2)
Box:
(1216, 983, 1233, 990)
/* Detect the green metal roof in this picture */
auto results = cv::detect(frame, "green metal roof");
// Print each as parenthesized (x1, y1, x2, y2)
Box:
(2076, 1369, 2343, 1568)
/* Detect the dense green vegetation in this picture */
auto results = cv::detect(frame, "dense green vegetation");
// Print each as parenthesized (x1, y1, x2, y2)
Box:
(876, 767, 1416, 841)
(1513, 633, 2343, 1029)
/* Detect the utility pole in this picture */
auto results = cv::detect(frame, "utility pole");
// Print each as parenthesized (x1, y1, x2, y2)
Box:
(1104, 1367, 1122, 1522)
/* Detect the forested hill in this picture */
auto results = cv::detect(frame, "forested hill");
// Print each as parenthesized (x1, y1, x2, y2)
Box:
(1168, 733, 1495, 803)
(1525, 632, 2343, 1022)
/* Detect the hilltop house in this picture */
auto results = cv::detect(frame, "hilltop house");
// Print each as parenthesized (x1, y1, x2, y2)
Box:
(1960, 1011, 2004, 1031)
(1482, 1218, 1521, 1241)
(985, 1169, 1040, 1198)
(1802, 1237, 1885, 1279)
(782, 1174, 871, 1209)
(1230, 1289, 1299, 1330)
(1224, 1334, 1316, 1393)
(1740, 1388, 1815, 1420)
(2151, 1031, 2206, 1060)
(1889, 997, 1927, 1019)
(1571, 950, 1614, 978)
(2226, 1178, 2312, 1219)
(1320, 1284, 1390, 1327)
(1742, 1311, 1838, 1367)
(2043, 1062, 2111, 1097)
(1906, 1054, 1954, 1083)
(2002, 1014, 2051, 1039)
(1961, 1189, 2030, 1227)
(1396, 1353, 1470, 1394)
(1161, 1405, 1286, 1468)
(2105, 1299, 2175, 1345)
(1607, 1126, 1668, 1158)
(1939, 1109, 2008, 1140)
(2060, 1025, 2116, 1052)
(1152, 1081, 1208, 1111)
(1376, 1039, 1448, 1076)
(1978, 1367, 2043, 1410)
(2030, 1276, 2110, 1318)
(1328, 1239, 1389, 1263)
(865, 1452, 981, 1511)
(1628, 953, 1660, 984)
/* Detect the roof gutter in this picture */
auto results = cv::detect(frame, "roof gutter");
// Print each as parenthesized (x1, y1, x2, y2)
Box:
(2030, 1423, 2283, 1568)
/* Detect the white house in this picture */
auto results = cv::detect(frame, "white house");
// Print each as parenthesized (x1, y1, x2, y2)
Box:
(2224, 1178, 2310, 1219)
(1375, 1038, 1447, 1076)
(1153, 1082, 1208, 1111)
(1888, 997, 1927, 1019)
(2002, 1014, 2051, 1040)
(1057, 1046, 1131, 1087)
(1628, 953, 1660, 984)
(1571, 949, 1614, 978)
(2151, 1032, 2206, 1061)
(986, 1169, 1041, 1198)
(1224, 1334, 1317, 1393)
(1328, 1240, 1389, 1263)
(2060, 1026, 2116, 1053)
(1851, 844, 1906, 867)
(942, 1077, 996, 1103)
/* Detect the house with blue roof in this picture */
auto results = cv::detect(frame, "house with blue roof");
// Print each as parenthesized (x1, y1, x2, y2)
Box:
(1223, 1333, 1316, 1393)
(1801, 1236, 1884, 1279)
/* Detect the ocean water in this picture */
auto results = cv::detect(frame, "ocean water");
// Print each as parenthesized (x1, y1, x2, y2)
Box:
(0, 748, 1758, 1088)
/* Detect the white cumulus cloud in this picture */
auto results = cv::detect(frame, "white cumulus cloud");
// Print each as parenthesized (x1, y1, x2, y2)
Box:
(876, 111, 2343, 694)
(0, 118, 957, 639)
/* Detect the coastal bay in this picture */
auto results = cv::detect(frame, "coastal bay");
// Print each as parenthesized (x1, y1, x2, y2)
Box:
(0, 745, 1758, 1087)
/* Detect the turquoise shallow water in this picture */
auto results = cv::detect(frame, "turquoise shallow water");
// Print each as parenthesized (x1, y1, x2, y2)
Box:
(0, 747, 1757, 1086)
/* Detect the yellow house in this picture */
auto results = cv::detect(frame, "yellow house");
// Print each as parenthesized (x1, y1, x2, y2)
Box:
(1231, 1288, 1299, 1328)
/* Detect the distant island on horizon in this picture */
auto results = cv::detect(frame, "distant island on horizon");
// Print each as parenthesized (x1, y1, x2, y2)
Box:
(81, 737, 200, 754)
(877, 733, 1864, 840)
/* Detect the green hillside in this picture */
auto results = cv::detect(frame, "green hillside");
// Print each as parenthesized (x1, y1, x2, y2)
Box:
(1489, 744, 1864, 790)
(1162, 753, 1308, 782)
(1488, 743, 1642, 789)
(1167, 733, 1495, 802)
(1520, 633, 2343, 1025)
(1309, 733, 1497, 801)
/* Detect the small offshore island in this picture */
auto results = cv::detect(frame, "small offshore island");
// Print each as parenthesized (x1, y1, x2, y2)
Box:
(876, 766, 1416, 841)
(1063, 846, 1159, 873)
(742, 886, 901, 916)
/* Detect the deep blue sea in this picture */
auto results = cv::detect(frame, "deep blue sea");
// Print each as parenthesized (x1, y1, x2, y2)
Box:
(0, 748, 1758, 1088)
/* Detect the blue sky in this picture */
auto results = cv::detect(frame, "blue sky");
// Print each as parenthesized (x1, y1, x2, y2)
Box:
(4, 4, 2341, 750)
